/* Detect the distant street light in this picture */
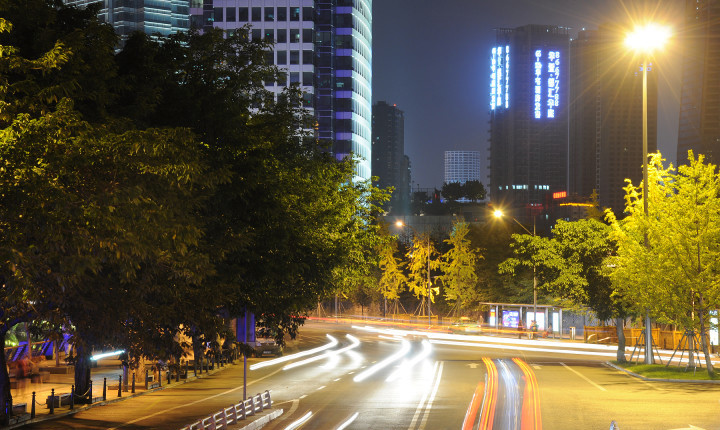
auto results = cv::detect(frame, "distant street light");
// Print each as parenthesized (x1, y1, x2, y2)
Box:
(395, 220, 432, 326)
(625, 23, 671, 365)
(494, 210, 538, 329)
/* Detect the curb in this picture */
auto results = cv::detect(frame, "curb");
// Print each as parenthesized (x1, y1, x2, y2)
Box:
(605, 361, 720, 384)
(235, 409, 284, 430)
(5, 362, 235, 429)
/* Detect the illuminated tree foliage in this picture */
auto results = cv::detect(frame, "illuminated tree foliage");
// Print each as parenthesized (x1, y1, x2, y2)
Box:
(377, 229, 407, 301)
(440, 221, 481, 309)
(406, 233, 440, 306)
(608, 152, 720, 375)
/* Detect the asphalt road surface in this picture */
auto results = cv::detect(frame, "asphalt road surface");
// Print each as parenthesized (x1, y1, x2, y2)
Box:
(22, 320, 720, 429)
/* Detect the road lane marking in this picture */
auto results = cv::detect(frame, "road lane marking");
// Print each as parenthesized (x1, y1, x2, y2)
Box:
(284, 410, 313, 430)
(560, 362, 607, 391)
(334, 378, 341, 381)
(407, 361, 440, 430)
(299, 395, 307, 399)
(317, 385, 326, 390)
(335, 412, 360, 430)
(107, 367, 283, 429)
(275, 398, 301, 424)
(418, 361, 444, 430)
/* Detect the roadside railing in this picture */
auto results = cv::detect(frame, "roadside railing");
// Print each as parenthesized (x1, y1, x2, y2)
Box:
(180, 390, 273, 430)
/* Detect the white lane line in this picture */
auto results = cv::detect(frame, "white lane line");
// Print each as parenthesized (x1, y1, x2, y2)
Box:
(317, 385, 326, 390)
(299, 395, 307, 399)
(335, 412, 359, 430)
(560, 362, 607, 391)
(418, 361, 444, 430)
(407, 361, 440, 430)
(107, 367, 283, 429)
(334, 378, 341, 382)
(284, 411, 313, 430)
(275, 398, 301, 424)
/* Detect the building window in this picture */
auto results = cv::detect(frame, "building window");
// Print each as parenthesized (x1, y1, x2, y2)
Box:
(276, 29, 287, 43)
(302, 50, 313, 64)
(264, 7, 274, 21)
(264, 29, 274, 41)
(264, 50, 273, 65)
(277, 7, 287, 21)
(252, 28, 261, 40)
(303, 7, 313, 21)
(303, 72, 313, 86)
(302, 28, 313, 43)
(251, 7, 261, 22)
(290, 29, 300, 43)
(225, 7, 236, 22)
(214, 7, 223, 22)
(290, 7, 300, 21)
(238, 7, 248, 21)
(277, 51, 287, 65)
(290, 72, 300, 84)
(290, 50, 299, 65)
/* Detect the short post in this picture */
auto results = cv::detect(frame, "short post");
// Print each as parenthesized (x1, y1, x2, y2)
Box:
(166, 370, 170, 385)
(70, 385, 75, 409)
(118, 375, 122, 397)
(131, 372, 136, 393)
(144, 369, 149, 390)
(158, 367, 162, 388)
(49, 389, 55, 415)
(257, 393, 264, 412)
(30, 392, 36, 418)
(89, 380, 93, 403)
(103, 377, 107, 401)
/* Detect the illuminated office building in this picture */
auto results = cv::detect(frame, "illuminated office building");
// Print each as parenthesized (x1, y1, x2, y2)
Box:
(677, 0, 720, 165)
(489, 25, 569, 213)
(444, 151, 481, 185)
(64, 0, 190, 42)
(195, 0, 372, 181)
(568, 28, 657, 216)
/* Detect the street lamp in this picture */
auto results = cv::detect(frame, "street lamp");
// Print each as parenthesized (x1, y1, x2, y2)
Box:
(395, 220, 432, 326)
(625, 23, 670, 365)
(494, 210, 538, 329)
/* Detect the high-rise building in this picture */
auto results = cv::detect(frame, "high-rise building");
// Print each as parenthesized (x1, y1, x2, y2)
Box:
(444, 151, 481, 185)
(193, 0, 372, 181)
(64, 0, 190, 42)
(372, 101, 410, 214)
(569, 27, 658, 216)
(489, 25, 569, 216)
(677, 0, 720, 165)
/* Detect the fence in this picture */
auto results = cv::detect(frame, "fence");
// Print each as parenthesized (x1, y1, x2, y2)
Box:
(180, 390, 273, 430)
(584, 326, 711, 350)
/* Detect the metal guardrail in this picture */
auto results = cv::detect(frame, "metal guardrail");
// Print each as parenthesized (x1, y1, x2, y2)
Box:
(180, 390, 273, 430)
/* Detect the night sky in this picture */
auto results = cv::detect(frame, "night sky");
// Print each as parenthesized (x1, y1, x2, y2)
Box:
(372, 0, 684, 190)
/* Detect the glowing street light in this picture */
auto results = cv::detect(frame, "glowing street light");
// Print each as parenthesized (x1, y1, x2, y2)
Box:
(494, 209, 538, 332)
(625, 23, 671, 365)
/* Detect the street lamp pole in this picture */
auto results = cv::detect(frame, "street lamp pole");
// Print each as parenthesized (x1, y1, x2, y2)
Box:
(626, 23, 670, 365)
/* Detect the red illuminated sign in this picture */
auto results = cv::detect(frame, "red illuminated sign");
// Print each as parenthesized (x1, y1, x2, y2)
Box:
(553, 191, 567, 199)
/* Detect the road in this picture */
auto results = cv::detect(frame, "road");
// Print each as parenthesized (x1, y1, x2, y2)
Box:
(22, 320, 720, 429)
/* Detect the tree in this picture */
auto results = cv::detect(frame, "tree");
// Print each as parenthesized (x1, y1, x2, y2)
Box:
(463, 180, 486, 202)
(406, 233, 440, 312)
(608, 152, 720, 374)
(376, 228, 407, 303)
(441, 181, 463, 202)
(439, 221, 481, 311)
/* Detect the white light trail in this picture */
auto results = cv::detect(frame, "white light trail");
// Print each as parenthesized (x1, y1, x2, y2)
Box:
(91, 350, 125, 361)
(283, 335, 361, 370)
(250, 335, 338, 370)
(353, 339, 411, 382)
(429, 339, 618, 358)
(284, 411, 312, 430)
(335, 412, 359, 430)
(386, 340, 433, 382)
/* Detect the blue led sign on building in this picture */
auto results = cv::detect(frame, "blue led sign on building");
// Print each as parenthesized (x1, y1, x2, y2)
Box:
(532, 48, 561, 119)
(490, 45, 510, 110)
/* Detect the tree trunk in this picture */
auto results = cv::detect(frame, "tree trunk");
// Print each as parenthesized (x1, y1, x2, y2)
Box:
(73, 343, 93, 404)
(0, 329, 11, 425)
(698, 300, 715, 376)
(615, 317, 627, 363)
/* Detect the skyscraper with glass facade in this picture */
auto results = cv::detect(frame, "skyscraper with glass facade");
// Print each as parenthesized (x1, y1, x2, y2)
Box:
(677, 0, 720, 165)
(194, 0, 372, 180)
(64, 0, 190, 42)
(489, 25, 569, 215)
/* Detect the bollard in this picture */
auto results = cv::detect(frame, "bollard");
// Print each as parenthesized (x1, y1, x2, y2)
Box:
(49, 389, 55, 415)
(158, 368, 162, 388)
(166, 370, 170, 385)
(145, 369, 149, 390)
(30, 392, 36, 419)
(132, 372, 136, 393)
(89, 380, 93, 404)
(118, 375, 122, 397)
(70, 385, 75, 409)
(103, 378, 107, 401)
